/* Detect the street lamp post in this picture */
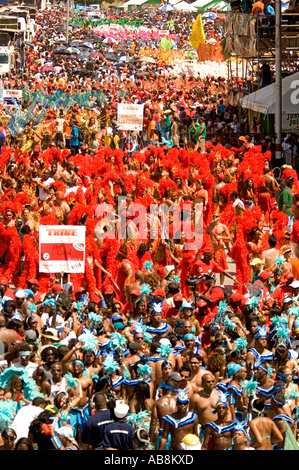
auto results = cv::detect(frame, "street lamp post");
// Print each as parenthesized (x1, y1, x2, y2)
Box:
(275, 0, 282, 160)
(66, 0, 69, 45)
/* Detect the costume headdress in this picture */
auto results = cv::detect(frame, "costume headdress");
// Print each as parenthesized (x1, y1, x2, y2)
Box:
(213, 392, 229, 412)
(0, 367, 43, 401)
(227, 363, 243, 378)
(234, 337, 248, 353)
(0, 400, 18, 431)
(137, 363, 152, 377)
(234, 420, 249, 438)
(151, 302, 163, 314)
(103, 353, 120, 374)
(110, 332, 128, 349)
(78, 331, 99, 352)
(254, 325, 267, 340)
(176, 390, 189, 404)
(157, 343, 172, 358)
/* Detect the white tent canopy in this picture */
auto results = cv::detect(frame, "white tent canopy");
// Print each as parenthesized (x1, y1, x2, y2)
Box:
(214, 1, 230, 10)
(191, 0, 215, 8)
(240, 72, 299, 115)
(175, 0, 198, 10)
(159, 3, 177, 10)
(123, 0, 147, 7)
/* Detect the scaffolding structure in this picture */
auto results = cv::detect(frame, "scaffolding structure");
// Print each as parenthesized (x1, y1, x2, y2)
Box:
(224, 10, 299, 101)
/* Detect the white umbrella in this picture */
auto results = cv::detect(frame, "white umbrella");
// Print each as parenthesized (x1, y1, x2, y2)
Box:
(159, 4, 177, 11)
(119, 55, 131, 62)
(103, 37, 117, 43)
(83, 42, 94, 48)
(201, 11, 218, 18)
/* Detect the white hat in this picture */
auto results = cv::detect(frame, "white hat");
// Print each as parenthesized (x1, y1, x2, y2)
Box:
(41, 327, 59, 341)
(56, 426, 76, 443)
(114, 402, 129, 419)
(290, 281, 299, 289)
(159, 338, 171, 347)
(233, 198, 245, 210)
(164, 265, 175, 277)
(15, 289, 27, 299)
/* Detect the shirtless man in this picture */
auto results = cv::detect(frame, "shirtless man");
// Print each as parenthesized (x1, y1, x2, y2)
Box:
(248, 398, 283, 450)
(207, 213, 232, 285)
(202, 394, 238, 450)
(158, 391, 198, 450)
(149, 376, 180, 449)
(260, 234, 280, 271)
(189, 372, 223, 440)
(125, 270, 144, 303)
(258, 166, 279, 226)
(189, 353, 207, 389)
(212, 175, 226, 205)
(115, 250, 135, 303)
(183, 328, 207, 366)
(177, 365, 197, 400)
(253, 361, 275, 418)
(192, 179, 208, 207)
(68, 359, 93, 444)
(246, 325, 274, 375)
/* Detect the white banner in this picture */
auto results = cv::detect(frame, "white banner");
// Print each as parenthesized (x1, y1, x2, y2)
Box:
(117, 103, 144, 131)
(0, 89, 23, 106)
(282, 113, 299, 134)
(39, 226, 86, 273)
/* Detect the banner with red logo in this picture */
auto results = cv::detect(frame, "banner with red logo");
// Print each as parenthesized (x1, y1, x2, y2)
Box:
(39, 226, 86, 273)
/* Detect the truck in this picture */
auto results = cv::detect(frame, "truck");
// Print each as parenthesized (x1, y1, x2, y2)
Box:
(0, 44, 15, 75)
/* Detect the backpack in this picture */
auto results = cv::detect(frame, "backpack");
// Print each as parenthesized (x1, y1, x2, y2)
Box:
(155, 120, 161, 133)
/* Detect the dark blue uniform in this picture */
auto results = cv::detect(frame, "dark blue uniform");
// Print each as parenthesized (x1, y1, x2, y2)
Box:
(102, 420, 136, 450)
(82, 409, 114, 450)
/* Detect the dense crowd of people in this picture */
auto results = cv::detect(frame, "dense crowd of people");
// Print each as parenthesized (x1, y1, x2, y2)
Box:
(0, 2, 298, 452)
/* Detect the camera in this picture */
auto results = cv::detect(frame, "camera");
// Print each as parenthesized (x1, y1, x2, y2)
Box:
(185, 274, 203, 287)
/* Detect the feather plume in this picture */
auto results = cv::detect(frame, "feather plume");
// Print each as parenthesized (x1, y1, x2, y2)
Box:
(103, 353, 120, 373)
(78, 331, 99, 351)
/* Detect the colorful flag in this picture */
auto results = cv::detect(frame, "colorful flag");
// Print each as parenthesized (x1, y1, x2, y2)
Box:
(284, 422, 299, 450)
(189, 14, 206, 50)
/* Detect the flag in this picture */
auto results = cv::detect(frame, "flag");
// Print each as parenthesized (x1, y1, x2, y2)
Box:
(189, 14, 206, 50)
(284, 422, 299, 450)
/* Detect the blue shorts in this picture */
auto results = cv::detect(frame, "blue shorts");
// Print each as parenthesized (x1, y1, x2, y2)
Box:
(69, 402, 90, 435)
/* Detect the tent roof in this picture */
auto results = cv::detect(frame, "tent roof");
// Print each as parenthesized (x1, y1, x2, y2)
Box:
(214, 1, 230, 10)
(122, 0, 147, 6)
(240, 72, 299, 115)
(175, 0, 198, 10)
(191, 0, 213, 6)
(191, 0, 229, 9)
